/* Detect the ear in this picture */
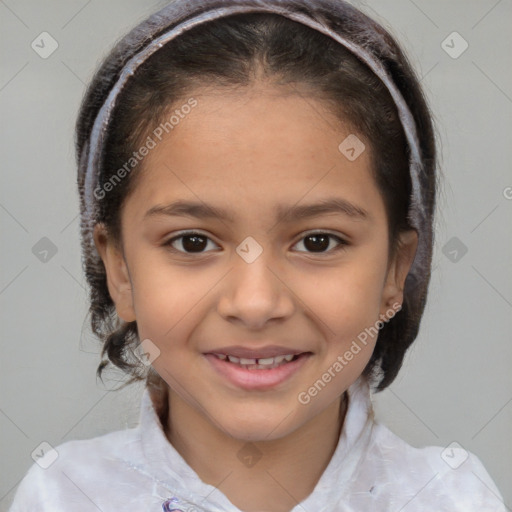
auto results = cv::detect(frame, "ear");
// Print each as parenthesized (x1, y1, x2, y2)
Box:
(380, 229, 418, 316)
(93, 223, 136, 322)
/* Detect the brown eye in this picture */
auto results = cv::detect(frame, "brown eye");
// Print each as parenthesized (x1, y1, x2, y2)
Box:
(294, 233, 347, 254)
(164, 232, 218, 254)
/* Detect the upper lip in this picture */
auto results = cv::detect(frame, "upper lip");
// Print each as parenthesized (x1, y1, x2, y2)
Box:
(205, 345, 309, 359)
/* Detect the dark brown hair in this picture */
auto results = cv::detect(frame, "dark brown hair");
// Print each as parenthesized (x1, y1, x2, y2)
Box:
(76, 1, 436, 392)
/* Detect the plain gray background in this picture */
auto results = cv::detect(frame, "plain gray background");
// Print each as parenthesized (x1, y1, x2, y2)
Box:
(1, 0, 511, 509)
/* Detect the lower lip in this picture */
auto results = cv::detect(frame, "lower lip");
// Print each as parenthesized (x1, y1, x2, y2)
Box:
(204, 353, 312, 390)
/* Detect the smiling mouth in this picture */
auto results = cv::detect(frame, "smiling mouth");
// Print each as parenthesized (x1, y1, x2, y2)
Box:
(204, 351, 313, 390)
(209, 353, 306, 370)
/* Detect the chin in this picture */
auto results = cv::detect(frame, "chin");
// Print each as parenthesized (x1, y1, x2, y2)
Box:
(215, 407, 302, 443)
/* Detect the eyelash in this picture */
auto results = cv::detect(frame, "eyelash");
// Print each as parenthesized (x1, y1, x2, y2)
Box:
(162, 230, 348, 255)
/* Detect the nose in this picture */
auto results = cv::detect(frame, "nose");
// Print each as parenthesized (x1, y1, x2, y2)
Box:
(216, 250, 295, 330)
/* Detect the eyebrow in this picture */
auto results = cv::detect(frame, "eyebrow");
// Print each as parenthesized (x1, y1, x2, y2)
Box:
(144, 197, 369, 224)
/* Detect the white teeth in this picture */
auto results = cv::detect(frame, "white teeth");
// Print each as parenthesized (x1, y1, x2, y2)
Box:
(239, 357, 256, 365)
(214, 353, 298, 369)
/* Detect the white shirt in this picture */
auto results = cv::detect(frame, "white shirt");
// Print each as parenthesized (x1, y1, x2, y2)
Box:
(8, 377, 506, 511)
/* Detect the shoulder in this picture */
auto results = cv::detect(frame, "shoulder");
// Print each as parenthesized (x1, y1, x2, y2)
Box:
(8, 427, 142, 512)
(368, 420, 507, 511)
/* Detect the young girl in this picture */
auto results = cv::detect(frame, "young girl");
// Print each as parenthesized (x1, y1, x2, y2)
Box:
(9, 0, 506, 510)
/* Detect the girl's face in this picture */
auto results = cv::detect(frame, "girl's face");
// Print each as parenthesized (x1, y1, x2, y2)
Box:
(96, 83, 416, 441)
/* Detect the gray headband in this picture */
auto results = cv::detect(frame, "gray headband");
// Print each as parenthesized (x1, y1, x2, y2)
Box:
(79, 0, 429, 318)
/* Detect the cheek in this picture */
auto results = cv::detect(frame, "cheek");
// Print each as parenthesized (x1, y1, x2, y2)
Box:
(127, 258, 183, 337)
(293, 252, 388, 388)
(128, 259, 220, 344)
(299, 255, 388, 334)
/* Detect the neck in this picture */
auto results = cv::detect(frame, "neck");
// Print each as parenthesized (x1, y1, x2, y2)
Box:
(161, 390, 348, 512)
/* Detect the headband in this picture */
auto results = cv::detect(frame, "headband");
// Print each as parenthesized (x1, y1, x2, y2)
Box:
(79, 0, 430, 332)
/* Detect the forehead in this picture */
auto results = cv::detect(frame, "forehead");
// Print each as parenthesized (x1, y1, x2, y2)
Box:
(125, 84, 385, 223)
